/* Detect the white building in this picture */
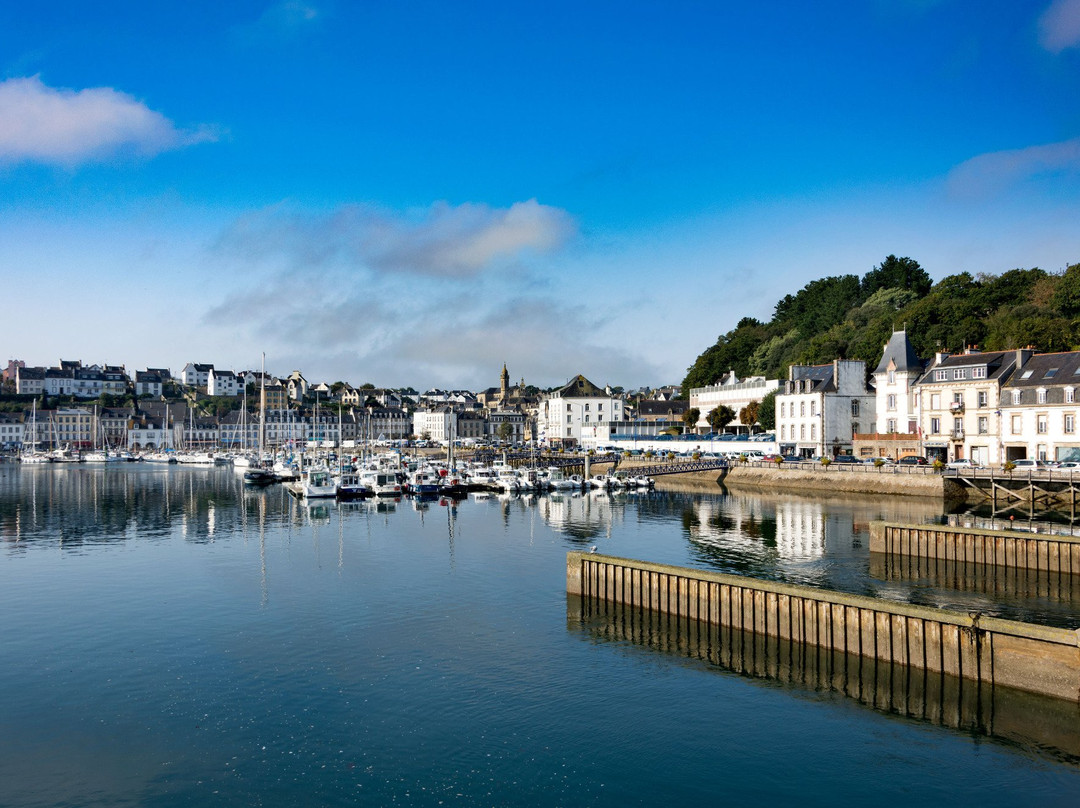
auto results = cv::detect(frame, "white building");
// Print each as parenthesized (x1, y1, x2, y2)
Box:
(913, 349, 1019, 465)
(689, 371, 781, 434)
(207, 368, 241, 397)
(413, 406, 456, 444)
(776, 360, 873, 458)
(540, 375, 624, 447)
(999, 349, 1080, 463)
(181, 363, 213, 389)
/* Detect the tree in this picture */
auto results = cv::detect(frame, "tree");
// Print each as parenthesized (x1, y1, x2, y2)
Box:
(861, 255, 931, 298)
(707, 405, 735, 432)
(740, 400, 760, 429)
(682, 407, 700, 434)
(757, 391, 776, 431)
(497, 421, 514, 442)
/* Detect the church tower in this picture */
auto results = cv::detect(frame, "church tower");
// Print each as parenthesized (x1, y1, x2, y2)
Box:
(499, 364, 509, 405)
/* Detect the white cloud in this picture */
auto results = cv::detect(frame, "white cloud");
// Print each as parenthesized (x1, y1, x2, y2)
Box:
(1038, 0, 1080, 52)
(216, 199, 577, 278)
(946, 137, 1080, 197)
(0, 76, 216, 167)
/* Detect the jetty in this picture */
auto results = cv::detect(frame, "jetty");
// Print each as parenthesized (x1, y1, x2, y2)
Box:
(567, 550, 1080, 703)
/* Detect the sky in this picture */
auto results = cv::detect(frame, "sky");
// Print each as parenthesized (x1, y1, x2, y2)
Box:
(1, 1, 1079, 392)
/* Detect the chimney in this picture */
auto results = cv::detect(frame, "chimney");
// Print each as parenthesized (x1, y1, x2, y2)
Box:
(1015, 348, 1033, 369)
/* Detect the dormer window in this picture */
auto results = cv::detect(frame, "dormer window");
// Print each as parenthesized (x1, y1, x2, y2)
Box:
(972, 367, 987, 379)
(1037, 389, 1047, 404)
(1067, 388, 1076, 404)
(953, 368, 966, 380)
(1012, 390, 1022, 405)
(934, 370, 947, 381)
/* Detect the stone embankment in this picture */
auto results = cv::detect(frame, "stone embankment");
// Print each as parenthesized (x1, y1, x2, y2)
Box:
(614, 458, 962, 499)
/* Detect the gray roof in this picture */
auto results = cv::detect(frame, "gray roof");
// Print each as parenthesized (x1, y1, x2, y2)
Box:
(1004, 351, 1080, 388)
(875, 330, 922, 375)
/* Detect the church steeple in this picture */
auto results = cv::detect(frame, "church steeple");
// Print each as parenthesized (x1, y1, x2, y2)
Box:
(500, 363, 509, 403)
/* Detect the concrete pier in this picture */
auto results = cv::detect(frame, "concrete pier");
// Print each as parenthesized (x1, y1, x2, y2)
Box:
(569, 594, 1080, 761)
(869, 521, 1080, 577)
(567, 551, 1080, 703)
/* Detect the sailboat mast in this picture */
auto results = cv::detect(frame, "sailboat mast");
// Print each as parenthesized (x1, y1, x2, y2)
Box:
(259, 352, 266, 456)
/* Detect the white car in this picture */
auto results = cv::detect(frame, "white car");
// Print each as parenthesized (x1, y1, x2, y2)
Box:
(945, 459, 978, 469)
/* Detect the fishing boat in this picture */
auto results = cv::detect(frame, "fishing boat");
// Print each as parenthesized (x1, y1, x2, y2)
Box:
(288, 467, 337, 498)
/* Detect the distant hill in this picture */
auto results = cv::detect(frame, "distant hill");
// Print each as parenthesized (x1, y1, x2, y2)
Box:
(682, 255, 1080, 393)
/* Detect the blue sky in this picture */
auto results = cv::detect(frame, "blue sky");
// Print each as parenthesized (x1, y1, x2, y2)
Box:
(2, 1, 1079, 390)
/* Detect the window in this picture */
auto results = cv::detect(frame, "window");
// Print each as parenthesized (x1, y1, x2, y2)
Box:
(1046, 368, 1059, 379)
(1038, 416, 1048, 434)
(887, 419, 897, 433)
(1012, 390, 1022, 405)
(887, 370, 895, 384)
(972, 367, 987, 379)
(934, 370, 947, 381)
(1021, 370, 1034, 379)
(953, 368, 966, 380)
(887, 394, 896, 411)
(800, 401, 805, 417)
(566, 403, 571, 412)
(781, 425, 786, 439)
(930, 418, 940, 434)
(810, 401, 817, 417)
(800, 424, 805, 440)
(598, 403, 603, 411)
(851, 401, 860, 417)
(978, 416, 988, 434)
(1068, 388, 1076, 404)
(931, 394, 941, 410)
(977, 391, 988, 408)
(584, 415, 590, 423)
(1038, 389, 1047, 404)
(584, 403, 590, 411)
(1066, 415, 1075, 434)
(810, 424, 816, 440)
(780, 402, 786, 418)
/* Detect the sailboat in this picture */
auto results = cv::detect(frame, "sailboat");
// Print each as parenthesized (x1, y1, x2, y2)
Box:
(20, 400, 51, 463)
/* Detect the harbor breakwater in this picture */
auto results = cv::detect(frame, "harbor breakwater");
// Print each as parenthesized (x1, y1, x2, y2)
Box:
(567, 551, 1080, 703)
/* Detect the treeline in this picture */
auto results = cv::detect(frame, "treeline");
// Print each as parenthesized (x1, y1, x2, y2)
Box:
(682, 256, 1080, 392)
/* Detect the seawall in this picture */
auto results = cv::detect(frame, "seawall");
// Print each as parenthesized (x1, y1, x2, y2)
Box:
(720, 464, 958, 499)
(567, 551, 1080, 703)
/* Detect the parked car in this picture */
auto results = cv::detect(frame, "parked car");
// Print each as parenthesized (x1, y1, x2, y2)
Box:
(1055, 461, 1080, 470)
(898, 456, 928, 465)
(1010, 458, 1049, 469)
(945, 459, 978, 469)
(830, 455, 860, 463)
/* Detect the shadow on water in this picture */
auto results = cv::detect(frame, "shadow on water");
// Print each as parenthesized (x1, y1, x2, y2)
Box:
(567, 593, 1080, 767)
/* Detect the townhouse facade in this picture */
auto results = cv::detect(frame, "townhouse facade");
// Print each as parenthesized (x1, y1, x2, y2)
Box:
(999, 350, 1080, 463)
(913, 349, 1019, 465)
(776, 360, 873, 458)
(540, 375, 624, 447)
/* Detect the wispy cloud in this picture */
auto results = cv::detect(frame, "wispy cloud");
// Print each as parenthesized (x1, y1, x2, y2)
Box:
(1038, 0, 1080, 52)
(946, 137, 1080, 197)
(0, 76, 217, 167)
(237, 1, 323, 42)
(215, 199, 577, 278)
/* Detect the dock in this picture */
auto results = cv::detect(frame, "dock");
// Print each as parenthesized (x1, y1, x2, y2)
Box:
(567, 551, 1080, 703)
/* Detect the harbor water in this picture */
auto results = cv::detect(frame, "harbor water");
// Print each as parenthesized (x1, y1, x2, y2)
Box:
(1, 463, 1079, 806)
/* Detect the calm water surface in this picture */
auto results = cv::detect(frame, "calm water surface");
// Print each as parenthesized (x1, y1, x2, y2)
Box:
(1, 463, 1079, 807)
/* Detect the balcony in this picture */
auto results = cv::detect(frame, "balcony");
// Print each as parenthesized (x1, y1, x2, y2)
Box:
(949, 401, 965, 413)
(952, 429, 965, 439)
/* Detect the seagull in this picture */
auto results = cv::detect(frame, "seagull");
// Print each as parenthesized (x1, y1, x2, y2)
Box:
(589, 545, 597, 553)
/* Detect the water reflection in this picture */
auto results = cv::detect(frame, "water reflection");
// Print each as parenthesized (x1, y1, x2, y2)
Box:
(569, 593, 1080, 766)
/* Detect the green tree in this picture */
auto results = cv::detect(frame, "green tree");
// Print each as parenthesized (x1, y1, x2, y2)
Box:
(707, 405, 735, 432)
(757, 391, 776, 431)
(682, 407, 701, 434)
(861, 255, 931, 298)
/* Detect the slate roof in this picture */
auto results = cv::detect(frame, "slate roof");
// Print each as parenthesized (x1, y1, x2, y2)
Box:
(915, 351, 1015, 385)
(1004, 351, 1080, 388)
(553, 374, 607, 398)
(875, 330, 923, 374)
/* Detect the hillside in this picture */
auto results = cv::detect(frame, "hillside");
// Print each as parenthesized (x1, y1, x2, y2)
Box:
(682, 256, 1080, 392)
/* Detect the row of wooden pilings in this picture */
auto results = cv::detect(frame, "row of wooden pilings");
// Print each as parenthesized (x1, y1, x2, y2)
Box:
(567, 550, 1080, 703)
